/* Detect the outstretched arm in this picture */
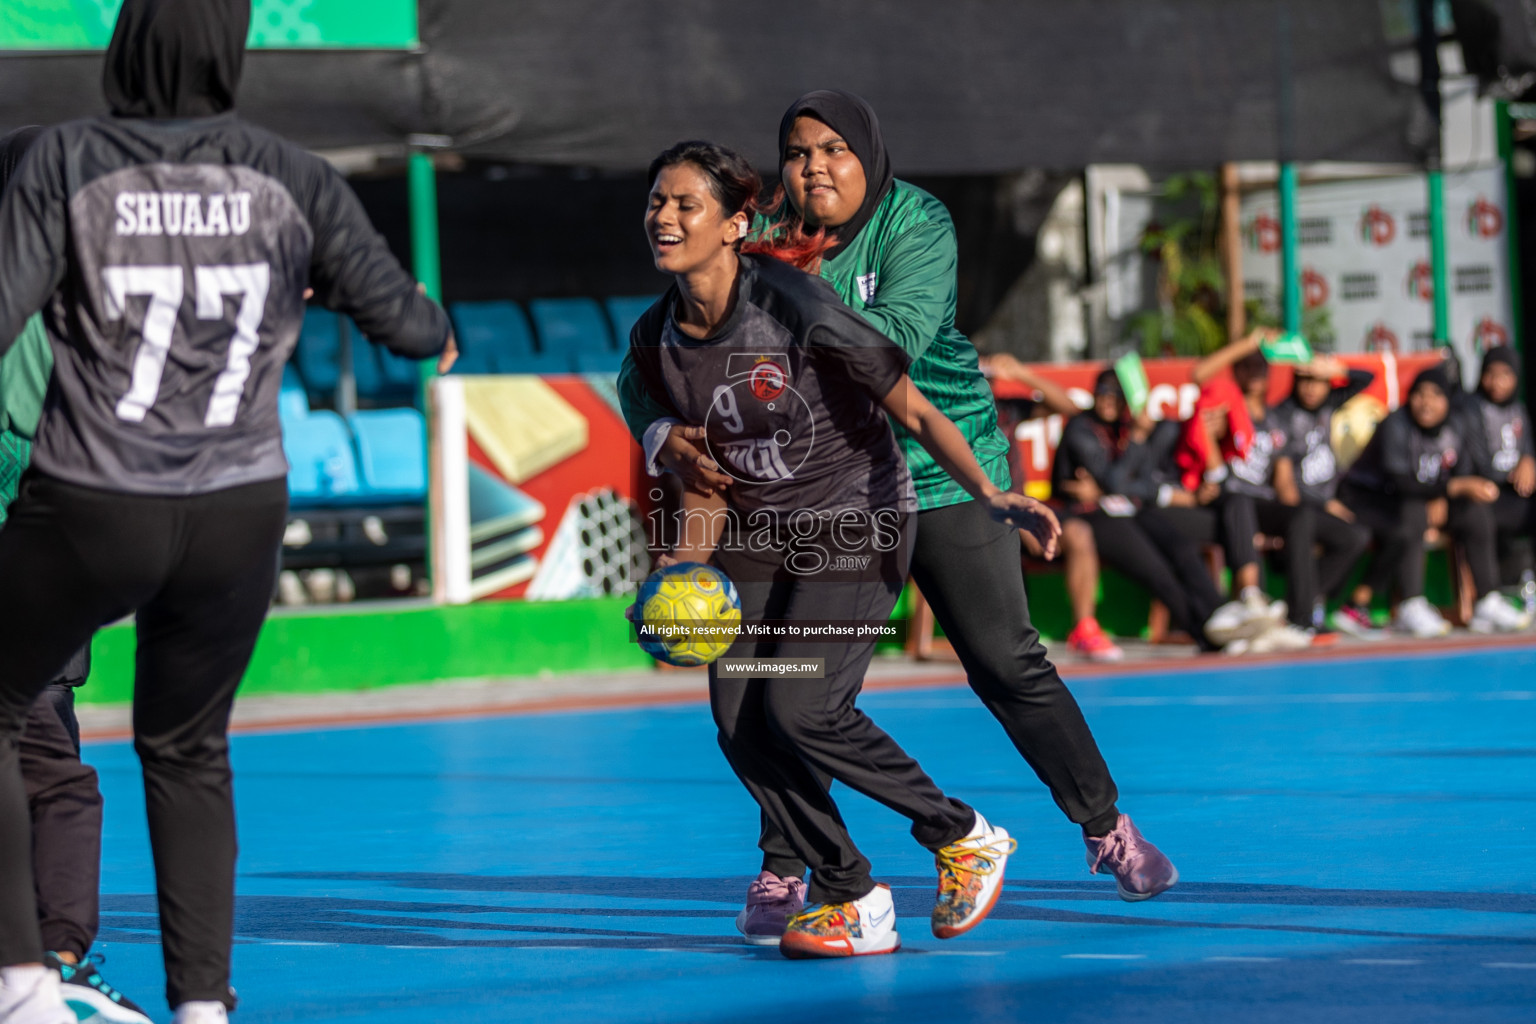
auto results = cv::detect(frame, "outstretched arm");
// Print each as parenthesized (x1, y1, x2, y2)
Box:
(1191, 327, 1280, 386)
(880, 374, 1061, 557)
(301, 153, 450, 360)
(981, 352, 1081, 417)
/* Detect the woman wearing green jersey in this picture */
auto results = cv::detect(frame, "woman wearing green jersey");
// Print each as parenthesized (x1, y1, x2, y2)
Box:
(618, 91, 1176, 942)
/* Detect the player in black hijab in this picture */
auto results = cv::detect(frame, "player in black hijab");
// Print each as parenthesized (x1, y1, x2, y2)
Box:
(1462, 345, 1536, 597)
(0, 2, 451, 1021)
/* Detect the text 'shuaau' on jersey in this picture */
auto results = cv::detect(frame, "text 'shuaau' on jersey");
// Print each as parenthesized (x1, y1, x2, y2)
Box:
(0, 0, 449, 498)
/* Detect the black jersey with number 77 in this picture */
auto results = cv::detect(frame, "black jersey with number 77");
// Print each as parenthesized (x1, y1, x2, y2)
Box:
(0, 8, 448, 497)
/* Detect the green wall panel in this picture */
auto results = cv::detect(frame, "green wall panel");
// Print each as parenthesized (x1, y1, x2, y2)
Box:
(1, 0, 418, 51)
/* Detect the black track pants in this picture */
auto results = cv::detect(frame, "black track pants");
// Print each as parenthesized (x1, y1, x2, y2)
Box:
(755, 499, 1121, 882)
(1343, 485, 1429, 599)
(1451, 498, 1503, 597)
(1087, 507, 1222, 646)
(1223, 499, 1371, 627)
(1491, 489, 1536, 581)
(23, 682, 101, 960)
(710, 517, 974, 905)
(0, 475, 286, 1010)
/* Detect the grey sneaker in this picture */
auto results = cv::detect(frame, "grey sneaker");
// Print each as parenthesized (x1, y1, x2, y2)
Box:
(1393, 596, 1451, 638)
(1469, 591, 1532, 634)
(1085, 814, 1179, 902)
(734, 870, 807, 946)
(1205, 597, 1285, 647)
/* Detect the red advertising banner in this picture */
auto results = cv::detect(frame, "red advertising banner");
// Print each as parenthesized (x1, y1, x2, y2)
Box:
(990, 352, 1445, 493)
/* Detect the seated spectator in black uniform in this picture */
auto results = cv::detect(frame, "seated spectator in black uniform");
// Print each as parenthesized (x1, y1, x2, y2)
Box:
(1053, 370, 1228, 651)
(1215, 354, 1367, 649)
(983, 354, 1125, 661)
(1269, 356, 1377, 635)
(1165, 336, 1290, 646)
(1461, 345, 1536, 594)
(1338, 364, 1530, 637)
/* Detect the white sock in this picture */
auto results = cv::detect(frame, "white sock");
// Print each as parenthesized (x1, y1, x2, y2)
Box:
(0, 965, 47, 993)
(174, 1001, 228, 1021)
(1240, 585, 1263, 603)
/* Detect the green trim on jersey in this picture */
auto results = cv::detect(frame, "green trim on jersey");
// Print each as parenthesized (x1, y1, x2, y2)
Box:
(0, 314, 53, 521)
(810, 181, 1010, 510)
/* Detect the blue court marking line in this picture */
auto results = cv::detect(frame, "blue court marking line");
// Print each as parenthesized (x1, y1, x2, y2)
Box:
(83, 645, 1535, 1023)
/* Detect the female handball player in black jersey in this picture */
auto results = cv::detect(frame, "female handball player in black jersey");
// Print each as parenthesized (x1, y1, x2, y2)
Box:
(622, 140, 1058, 958)
(622, 92, 1178, 945)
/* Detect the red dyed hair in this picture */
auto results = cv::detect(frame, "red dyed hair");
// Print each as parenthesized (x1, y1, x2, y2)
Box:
(741, 187, 837, 271)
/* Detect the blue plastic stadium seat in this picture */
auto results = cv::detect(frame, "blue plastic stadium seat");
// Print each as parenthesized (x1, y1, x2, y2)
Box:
(348, 324, 386, 402)
(348, 408, 427, 501)
(279, 364, 309, 420)
(295, 308, 341, 397)
(377, 347, 422, 394)
(604, 295, 660, 346)
(575, 350, 623, 375)
(528, 298, 614, 355)
(339, 317, 420, 400)
(450, 301, 536, 374)
(282, 406, 362, 508)
(500, 352, 574, 375)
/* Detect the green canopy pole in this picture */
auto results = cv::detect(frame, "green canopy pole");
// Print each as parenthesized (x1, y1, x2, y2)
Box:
(1275, 7, 1301, 335)
(1427, 169, 1450, 345)
(408, 152, 443, 323)
(1279, 163, 1302, 333)
(408, 147, 444, 583)
(1417, 0, 1450, 347)
(1497, 100, 1525, 357)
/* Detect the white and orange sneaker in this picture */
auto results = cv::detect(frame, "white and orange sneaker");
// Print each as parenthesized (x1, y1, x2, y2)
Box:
(931, 813, 1016, 939)
(779, 883, 900, 959)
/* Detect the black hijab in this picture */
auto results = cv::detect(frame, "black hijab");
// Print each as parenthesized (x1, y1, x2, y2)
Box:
(1478, 344, 1520, 405)
(777, 90, 895, 260)
(103, 0, 250, 119)
(1408, 364, 1452, 432)
(0, 126, 44, 195)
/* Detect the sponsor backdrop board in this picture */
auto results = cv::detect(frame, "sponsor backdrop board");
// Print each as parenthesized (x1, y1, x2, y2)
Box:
(0, 0, 419, 49)
(430, 374, 651, 606)
(1240, 168, 1513, 374)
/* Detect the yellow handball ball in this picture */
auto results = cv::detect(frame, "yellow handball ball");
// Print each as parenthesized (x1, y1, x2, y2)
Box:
(634, 563, 742, 667)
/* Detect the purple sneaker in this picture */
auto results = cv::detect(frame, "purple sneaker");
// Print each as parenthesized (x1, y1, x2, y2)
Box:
(734, 871, 807, 945)
(1084, 814, 1178, 902)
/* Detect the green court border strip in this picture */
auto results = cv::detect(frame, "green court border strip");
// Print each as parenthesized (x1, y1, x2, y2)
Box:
(80, 596, 652, 706)
(80, 544, 1472, 706)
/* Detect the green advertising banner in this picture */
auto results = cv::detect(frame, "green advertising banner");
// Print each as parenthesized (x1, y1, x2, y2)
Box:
(0, 0, 419, 50)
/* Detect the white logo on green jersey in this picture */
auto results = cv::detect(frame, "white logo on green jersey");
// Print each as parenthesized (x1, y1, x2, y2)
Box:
(856, 272, 878, 304)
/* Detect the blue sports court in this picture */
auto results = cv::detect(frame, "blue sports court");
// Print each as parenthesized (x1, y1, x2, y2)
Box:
(84, 644, 1536, 1022)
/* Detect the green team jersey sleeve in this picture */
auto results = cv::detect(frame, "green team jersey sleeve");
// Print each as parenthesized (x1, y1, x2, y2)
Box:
(1, 313, 52, 438)
(819, 182, 1011, 510)
(846, 217, 954, 364)
(0, 313, 54, 519)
